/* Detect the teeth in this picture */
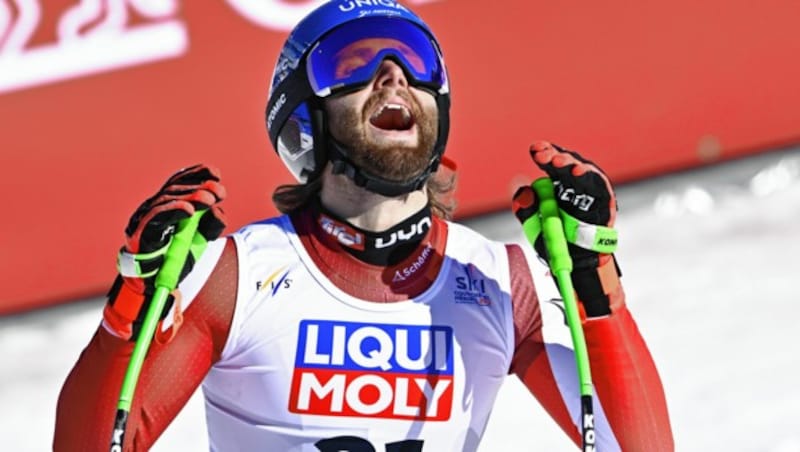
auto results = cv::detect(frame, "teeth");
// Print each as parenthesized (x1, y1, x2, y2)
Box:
(373, 103, 410, 120)
(369, 102, 414, 130)
(400, 107, 411, 123)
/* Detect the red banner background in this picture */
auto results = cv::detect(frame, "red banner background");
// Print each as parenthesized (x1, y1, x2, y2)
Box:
(1, 0, 799, 314)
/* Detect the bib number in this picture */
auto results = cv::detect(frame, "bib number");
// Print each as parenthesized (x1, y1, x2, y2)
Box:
(315, 436, 424, 452)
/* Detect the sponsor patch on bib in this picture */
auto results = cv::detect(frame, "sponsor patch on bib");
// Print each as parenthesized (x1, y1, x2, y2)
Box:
(289, 320, 454, 420)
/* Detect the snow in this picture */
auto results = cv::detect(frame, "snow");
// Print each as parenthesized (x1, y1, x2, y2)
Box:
(1, 147, 799, 451)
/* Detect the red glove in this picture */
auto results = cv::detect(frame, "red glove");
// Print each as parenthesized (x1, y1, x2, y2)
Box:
(103, 164, 227, 340)
(513, 141, 620, 317)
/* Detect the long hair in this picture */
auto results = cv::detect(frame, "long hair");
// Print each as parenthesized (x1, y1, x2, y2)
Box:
(272, 166, 457, 220)
(271, 177, 323, 215)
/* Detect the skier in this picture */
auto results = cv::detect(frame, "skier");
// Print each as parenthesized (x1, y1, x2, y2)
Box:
(54, 1, 674, 450)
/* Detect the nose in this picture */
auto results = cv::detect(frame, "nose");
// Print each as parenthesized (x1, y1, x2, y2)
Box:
(373, 59, 409, 90)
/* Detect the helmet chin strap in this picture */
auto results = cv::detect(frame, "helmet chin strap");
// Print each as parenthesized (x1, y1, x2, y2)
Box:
(326, 138, 439, 198)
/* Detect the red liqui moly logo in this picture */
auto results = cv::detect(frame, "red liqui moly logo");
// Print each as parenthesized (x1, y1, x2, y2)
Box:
(289, 320, 454, 421)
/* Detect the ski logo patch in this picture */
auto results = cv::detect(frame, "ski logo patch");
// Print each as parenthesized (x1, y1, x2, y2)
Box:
(454, 264, 492, 306)
(289, 320, 454, 420)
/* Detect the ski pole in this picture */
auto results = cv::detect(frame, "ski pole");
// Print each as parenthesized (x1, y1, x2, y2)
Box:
(529, 177, 596, 451)
(109, 211, 205, 452)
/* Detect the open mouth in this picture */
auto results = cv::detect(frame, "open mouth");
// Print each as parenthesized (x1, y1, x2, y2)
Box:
(369, 103, 415, 131)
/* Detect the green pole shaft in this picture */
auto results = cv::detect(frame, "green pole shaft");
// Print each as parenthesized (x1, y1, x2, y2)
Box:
(115, 285, 171, 411)
(532, 178, 593, 395)
(531, 178, 596, 451)
(110, 211, 205, 450)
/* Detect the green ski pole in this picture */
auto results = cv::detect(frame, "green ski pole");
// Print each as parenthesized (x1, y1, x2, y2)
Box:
(528, 178, 596, 451)
(109, 211, 205, 452)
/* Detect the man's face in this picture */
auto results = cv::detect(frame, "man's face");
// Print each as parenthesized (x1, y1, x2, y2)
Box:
(324, 38, 439, 183)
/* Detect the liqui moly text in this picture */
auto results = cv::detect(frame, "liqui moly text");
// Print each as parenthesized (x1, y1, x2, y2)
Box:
(289, 320, 454, 420)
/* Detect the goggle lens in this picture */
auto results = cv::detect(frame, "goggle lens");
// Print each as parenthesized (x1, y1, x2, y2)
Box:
(306, 17, 447, 97)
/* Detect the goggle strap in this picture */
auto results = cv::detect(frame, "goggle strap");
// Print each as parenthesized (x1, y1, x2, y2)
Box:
(434, 93, 450, 158)
(266, 66, 314, 146)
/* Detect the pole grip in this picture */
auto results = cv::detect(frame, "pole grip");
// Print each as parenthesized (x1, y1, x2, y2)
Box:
(532, 178, 573, 273)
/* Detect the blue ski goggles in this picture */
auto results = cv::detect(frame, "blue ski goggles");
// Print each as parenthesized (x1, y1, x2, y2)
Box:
(306, 16, 448, 98)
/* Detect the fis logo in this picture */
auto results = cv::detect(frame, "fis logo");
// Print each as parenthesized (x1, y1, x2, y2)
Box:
(255, 265, 292, 297)
(289, 320, 454, 420)
(454, 264, 492, 306)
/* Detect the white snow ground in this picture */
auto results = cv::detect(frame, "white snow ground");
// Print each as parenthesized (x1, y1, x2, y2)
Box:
(1, 147, 799, 451)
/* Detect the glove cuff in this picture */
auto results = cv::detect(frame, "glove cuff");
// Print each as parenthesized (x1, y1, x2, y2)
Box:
(571, 255, 622, 318)
(103, 274, 175, 341)
(103, 275, 146, 340)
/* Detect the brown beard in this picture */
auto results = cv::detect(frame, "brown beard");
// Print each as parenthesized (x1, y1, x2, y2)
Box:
(328, 89, 438, 182)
